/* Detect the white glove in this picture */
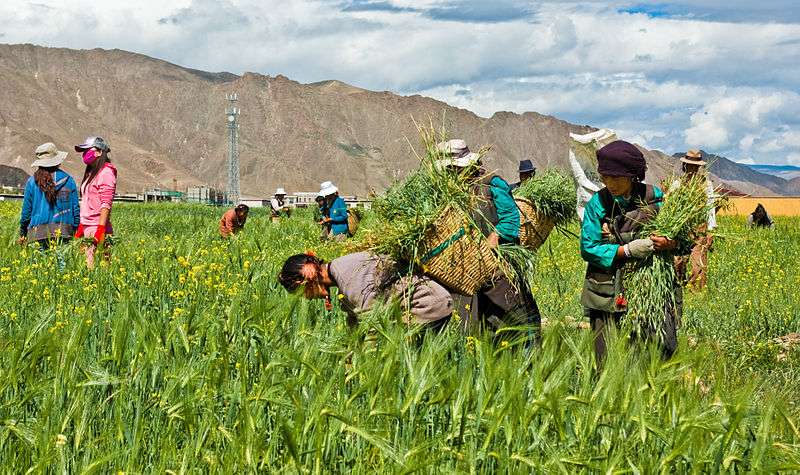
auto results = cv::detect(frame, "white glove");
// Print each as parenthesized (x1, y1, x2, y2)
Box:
(624, 238, 654, 259)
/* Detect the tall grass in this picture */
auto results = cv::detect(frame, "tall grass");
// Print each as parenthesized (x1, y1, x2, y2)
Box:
(0, 202, 797, 472)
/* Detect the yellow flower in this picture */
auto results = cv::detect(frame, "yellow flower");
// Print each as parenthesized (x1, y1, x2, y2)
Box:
(55, 434, 67, 447)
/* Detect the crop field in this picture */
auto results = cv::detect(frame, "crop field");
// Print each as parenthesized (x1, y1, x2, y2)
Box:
(0, 202, 798, 473)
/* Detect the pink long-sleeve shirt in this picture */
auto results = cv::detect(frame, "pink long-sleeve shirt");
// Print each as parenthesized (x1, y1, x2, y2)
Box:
(80, 163, 117, 228)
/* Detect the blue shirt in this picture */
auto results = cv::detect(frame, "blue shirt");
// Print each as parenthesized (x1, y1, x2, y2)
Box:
(580, 185, 663, 270)
(328, 196, 349, 235)
(489, 176, 520, 243)
(20, 170, 80, 237)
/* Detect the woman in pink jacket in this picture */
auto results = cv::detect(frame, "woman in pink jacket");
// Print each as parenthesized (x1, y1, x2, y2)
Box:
(73, 136, 117, 268)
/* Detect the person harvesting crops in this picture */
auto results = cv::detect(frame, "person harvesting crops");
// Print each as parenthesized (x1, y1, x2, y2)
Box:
(219, 204, 249, 238)
(748, 203, 774, 229)
(314, 194, 330, 239)
(437, 139, 541, 342)
(509, 159, 536, 192)
(580, 140, 678, 364)
(670, 150, 717, 290)
(270, 187, 292, 222)
(18, 143, 80, 249)
(74, 136, 117, 268)
(319, 181, 348, 241)
(278, 251, 453, 330)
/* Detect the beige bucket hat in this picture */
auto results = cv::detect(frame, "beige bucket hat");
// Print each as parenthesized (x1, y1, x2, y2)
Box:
(32, 143, 68, 168)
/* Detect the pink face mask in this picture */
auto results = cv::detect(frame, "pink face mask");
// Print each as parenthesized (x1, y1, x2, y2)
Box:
(82, 149, 97, 165)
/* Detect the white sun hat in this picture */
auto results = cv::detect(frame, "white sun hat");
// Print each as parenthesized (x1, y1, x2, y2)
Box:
(31, 143, 68, 168)
(275, 187, 286, 195)
(319, 181, 338, 197)
(435, 139, 480, 168)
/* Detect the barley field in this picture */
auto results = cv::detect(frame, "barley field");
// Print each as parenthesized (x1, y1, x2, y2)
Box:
(0, 202, 798, 473)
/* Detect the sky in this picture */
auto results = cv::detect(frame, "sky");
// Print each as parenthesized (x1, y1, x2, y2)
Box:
(1, 0, 799, 165)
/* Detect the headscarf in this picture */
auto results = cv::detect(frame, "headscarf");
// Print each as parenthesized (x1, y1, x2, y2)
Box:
(596, 140, 647, 182)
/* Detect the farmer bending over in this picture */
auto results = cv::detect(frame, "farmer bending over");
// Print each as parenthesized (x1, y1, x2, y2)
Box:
(278, 251, 453, 330)
(580, 140, 679, 366)
(747, 203, 774, 229)
(437, 139, 541, 344)
(219, 204, 249, 238)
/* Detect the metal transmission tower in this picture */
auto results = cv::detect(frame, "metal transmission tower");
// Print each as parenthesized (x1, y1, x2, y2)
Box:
(225, 93, 241, 205)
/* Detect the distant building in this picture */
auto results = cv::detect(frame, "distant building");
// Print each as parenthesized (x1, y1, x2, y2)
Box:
(144, 189, 183, 203)
(240, 197, 268, 208)
(186, 186, 225, 205)
(290, 191, 372, 210)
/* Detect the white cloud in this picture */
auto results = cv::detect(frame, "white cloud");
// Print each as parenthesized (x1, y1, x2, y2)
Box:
(0, 0, 798, 165)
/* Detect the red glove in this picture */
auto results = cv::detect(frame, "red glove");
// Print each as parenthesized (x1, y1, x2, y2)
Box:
(93, 225, 106, 245)
(74, 224, 84, 239)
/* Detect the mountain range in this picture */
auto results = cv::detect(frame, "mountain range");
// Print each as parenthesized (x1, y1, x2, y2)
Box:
(0, 43, 793, 197)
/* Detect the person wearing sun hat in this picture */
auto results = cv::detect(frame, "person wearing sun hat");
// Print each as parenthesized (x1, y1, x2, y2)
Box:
(435, 139, 541, 346)
(580, 140, 680, 366)
(18, 143, 80, 249)
(671, 149, 717, 290)
(319, 181, 348, 241)
(73, 136, 117, 268)
(270, 187, 292, 221)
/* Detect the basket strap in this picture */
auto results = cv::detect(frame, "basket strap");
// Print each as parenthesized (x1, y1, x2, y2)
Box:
(420, 227, 466, 263)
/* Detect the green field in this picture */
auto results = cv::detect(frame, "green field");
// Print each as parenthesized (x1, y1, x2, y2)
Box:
(0, 202, 798, 473)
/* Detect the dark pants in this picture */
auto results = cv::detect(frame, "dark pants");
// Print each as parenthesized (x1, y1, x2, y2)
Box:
(586, 302, 679, 367)
(452, 272, 542, 346)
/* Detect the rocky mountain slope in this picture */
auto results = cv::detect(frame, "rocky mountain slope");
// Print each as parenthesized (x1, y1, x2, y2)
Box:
(0, 164, 28, 189)
(0, 43, 782, 196)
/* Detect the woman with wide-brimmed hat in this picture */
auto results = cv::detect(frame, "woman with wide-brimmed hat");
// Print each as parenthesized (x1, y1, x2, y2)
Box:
(73, 136, 117, 268)
(319, 181, 348, 241)
(19, 143, 80, 248)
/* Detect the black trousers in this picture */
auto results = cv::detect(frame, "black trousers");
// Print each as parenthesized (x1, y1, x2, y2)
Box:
(452, 272, 542, 345)
(586, 305, 678, 366)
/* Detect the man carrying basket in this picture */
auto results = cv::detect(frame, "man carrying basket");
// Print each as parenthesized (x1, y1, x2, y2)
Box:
(436, 139, 542, 344)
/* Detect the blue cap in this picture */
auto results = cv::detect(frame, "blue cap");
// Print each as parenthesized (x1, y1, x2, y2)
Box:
(518, 159, 536, 173)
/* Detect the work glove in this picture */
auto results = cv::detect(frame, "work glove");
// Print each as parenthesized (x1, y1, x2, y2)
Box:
(74, 223, 84, 239)
(93, 225, 106, 245)
(624, 238, 654, 259)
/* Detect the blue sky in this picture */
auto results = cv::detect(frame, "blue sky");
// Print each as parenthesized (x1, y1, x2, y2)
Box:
(1, 0, 799, 165)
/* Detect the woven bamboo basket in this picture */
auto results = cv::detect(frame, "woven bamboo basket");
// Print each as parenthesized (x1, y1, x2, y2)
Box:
(418, 206, 498, 295)
(516, 198, 555, 251)
(347, 211, 360, 236)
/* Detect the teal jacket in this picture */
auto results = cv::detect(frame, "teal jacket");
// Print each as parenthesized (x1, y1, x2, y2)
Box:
(489, 176, 520, 243)
(328, 196, 349, 235)
(580, 185, 663, 270)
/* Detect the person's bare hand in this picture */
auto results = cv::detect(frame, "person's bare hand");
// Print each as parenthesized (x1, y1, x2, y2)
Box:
(486, 232, 500, 249)
(650, 235, 677, 251)
(17, 236, 26, 246)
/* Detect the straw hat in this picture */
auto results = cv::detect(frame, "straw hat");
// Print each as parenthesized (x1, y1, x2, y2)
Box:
(436, 139, 480, 168)
(681, 149, 705, 166)
(319, 181, 338, 197)
(32, 143, 68, 168)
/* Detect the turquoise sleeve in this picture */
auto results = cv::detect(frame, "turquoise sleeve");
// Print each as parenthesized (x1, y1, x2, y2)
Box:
(490, 177, 520, 242)
(580, 193, 620, 270)
(329, 198, 348, 224)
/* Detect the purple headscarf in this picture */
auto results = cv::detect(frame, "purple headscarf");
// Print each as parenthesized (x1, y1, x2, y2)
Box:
(596, 140, 647, 182)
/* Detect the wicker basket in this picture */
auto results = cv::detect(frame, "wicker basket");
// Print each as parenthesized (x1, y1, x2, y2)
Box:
(418, 206, 498, 295)
(516, 198, 555, 251)
(347, 211, 360, 236)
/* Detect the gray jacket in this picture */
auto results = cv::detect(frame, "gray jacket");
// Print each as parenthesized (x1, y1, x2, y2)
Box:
(329, 252, 453, 325)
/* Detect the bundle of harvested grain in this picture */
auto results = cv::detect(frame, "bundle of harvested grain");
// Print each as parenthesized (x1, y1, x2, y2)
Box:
(623, 173, 717, 331)
(513, 170, 577, 249)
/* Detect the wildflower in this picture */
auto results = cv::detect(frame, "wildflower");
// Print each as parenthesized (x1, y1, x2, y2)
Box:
(55, 434, 67, 447)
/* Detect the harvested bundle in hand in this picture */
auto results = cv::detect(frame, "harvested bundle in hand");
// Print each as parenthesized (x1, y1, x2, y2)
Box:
(623, 173, 716, 330)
